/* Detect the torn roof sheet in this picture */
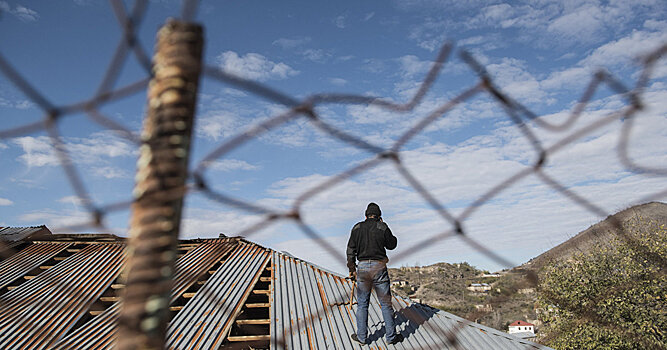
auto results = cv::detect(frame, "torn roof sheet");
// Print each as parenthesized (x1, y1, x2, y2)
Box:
(0, 225, 50, 242)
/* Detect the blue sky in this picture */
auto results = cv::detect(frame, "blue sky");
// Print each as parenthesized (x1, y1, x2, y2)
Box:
(1, 0, 666, 273)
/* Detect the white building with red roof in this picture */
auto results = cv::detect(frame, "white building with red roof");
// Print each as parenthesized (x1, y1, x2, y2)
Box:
(508, 320, 536, 340)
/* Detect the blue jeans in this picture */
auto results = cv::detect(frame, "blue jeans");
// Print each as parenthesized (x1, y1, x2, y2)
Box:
(355, 260, 396, 343)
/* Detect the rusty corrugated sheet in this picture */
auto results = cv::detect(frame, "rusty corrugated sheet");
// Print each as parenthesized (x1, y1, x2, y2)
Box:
(0, 243, 71, 289)
(0, 243, 124, 349)
(166, 242, 270, 350)
(270, 251, 552, 350)
(0, 226, 50, 242)
(52, 238, 238, 350)
(0, 240, 24, 260)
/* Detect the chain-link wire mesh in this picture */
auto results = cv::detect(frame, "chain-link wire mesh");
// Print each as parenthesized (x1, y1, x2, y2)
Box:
(1, 0, 665, 348)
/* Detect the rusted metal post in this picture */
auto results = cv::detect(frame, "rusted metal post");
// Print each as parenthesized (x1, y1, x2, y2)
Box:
(117, 19, 203, 350)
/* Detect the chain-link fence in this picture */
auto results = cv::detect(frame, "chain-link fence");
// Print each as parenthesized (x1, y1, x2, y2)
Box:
(1, 0, 665, 348)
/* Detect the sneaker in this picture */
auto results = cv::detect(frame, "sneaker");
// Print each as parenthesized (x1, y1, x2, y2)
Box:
(388, 333, 404, 345)
(351, 333, 366, 345)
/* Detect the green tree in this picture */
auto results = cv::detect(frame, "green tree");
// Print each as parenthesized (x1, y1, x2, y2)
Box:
(538, 220, 666, 350)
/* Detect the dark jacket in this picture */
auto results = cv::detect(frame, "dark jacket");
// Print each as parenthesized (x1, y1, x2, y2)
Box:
(346, 217, 398, 272)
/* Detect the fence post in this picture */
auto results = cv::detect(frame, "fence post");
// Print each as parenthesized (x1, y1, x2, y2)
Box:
(117, 19, 203, 350)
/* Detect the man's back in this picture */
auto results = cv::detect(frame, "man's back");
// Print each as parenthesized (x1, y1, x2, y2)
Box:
(347, 218, 397, 265)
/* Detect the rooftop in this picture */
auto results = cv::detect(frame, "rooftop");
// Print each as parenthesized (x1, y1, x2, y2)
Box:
(0, 228, 552, 349)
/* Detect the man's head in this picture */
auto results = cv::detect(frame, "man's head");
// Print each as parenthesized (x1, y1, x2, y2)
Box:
(365, 202, 381, 218)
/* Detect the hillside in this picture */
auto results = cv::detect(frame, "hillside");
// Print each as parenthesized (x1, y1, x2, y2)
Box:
(390, 201, 667, 333)
(389, 262, 483, 310)
(389, 262, 539, 331)
(523, 201, 667, 271)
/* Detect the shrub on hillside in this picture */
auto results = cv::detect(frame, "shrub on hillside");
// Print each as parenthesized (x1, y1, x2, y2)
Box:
(538, 219, 666, 350)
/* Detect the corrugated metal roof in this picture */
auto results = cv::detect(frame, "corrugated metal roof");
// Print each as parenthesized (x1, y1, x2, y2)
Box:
(0, 242, 71, 289)
(0, 226, 50, 242)
(166, 242, 270, 349)
(0, 240, 24, 258)
(0, 242, 124, 349)
(0, 233, 553, 349)
(52, 238, 238, 349)
(271, 251, 553, 350)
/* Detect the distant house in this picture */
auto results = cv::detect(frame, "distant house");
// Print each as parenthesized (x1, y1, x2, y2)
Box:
(475, 304, 493, 312)
(419, 265, 439, 273)
(508, 320, 536, 340)
(518, 288, 535, 294)
(480, 273, 501, 278)
(391, 279, 409, 287)
(467, 283, 491, 292)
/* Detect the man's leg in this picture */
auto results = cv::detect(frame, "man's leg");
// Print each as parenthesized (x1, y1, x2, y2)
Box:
(355, 262, 372, 343)
(373, 264, 398, 343)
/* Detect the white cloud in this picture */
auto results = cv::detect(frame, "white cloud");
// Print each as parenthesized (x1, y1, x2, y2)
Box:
(409, 1, 666, 49)
(267, 174, 332, 199)
(408, 19, 449, 52)
(272, 37, 311, 50)
(546, 3, 607, 43)
(202, 159, 259, 172)
(197, 101, 325, 148)
(196, 111, 242, 141)
(329, 78, 348, 86)
(260, 118, 313, 147)
(542, 27, 667, 91)
(0, 198, 13, 206)
(580, 29, 667, 68)
(477, 3, 515, 25)
(0, 2, 39, 22)
(644, 19, 667, 31)
(13, 4, 38, 21)
(180, 207, 268, 240)
(302, 49, 329, 62)
(541, 66, 590, 91)
(273, 234, 350, 271)
(334, 15, 346, 29)
(344, 90, 495, 144)
(0, 97, 33, 109)
(217, 51, 298, 81)
(347, 104, 402, 126)
(364, 12, 375, 21)
(486, 57, 551, 104)
(459, 35, 486, 46)
(57, 195, 83, 205)
(271, 37, 330, 63)
(68, 135, 134, 161)
(13, 136, 59, 167)
(361, 58, 387, 73)
(397, 55, 432, 79)
(92, 166, 129, 179)
(12, 132, 134, 168)
(19, 209, 89, 228)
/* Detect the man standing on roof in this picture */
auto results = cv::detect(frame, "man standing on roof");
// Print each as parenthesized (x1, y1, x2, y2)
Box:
(347, 202, 404, 345)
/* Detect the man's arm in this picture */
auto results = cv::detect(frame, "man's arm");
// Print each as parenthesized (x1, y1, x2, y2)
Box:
(346, 229, 357, 274)
(384, 226, 398, 250)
